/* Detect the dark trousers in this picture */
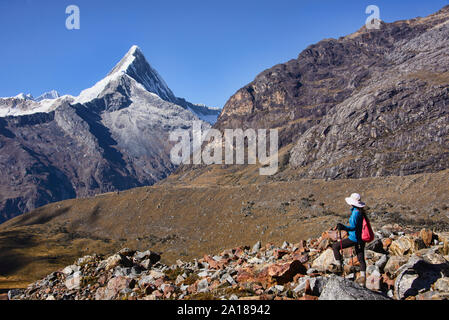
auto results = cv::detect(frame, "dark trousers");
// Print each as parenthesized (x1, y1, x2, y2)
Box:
(332, 238, 367, 272)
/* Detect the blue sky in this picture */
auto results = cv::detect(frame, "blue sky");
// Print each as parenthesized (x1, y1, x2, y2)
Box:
(0, 0, 448, 108)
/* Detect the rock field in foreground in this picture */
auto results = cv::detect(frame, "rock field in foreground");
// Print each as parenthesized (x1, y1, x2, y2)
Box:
(6, 224, 449, 300)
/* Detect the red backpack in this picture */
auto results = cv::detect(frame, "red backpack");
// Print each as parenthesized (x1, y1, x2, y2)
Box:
(361, 214, 375, 243)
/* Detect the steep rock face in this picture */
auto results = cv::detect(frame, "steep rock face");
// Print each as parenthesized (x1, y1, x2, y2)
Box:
(214, 6, 449, 177)
(290, 9, 449, 179)
(0, 46, 217, 223)
(215, 20, 426, 146)
(290, 77, 449, 179)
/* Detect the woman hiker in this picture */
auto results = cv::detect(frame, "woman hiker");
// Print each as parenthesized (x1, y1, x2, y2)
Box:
(332, 193, 367, 286)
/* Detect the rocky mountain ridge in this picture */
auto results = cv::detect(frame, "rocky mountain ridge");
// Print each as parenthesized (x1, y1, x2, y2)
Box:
(210, 5, 449, 180)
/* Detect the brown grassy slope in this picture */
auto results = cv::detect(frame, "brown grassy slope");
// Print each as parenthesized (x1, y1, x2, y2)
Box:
(1, 166, 448, 289)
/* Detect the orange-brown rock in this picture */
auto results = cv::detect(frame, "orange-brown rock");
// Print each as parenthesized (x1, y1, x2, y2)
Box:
(420, 229, 434, 247)
(268, 260, 307, 284)
(291, 252, 309, 264)
(347, 257, 360, 266)
(236, 266, 273, 288)
(203, 255, 225, 270)
(389, 236, 425, 256)
(274, 249, 290, 260)
(381, 274, 395, 290)
(234, 247, 246, 258)
(437, 232, 449, 255)
(236, 270, 254, 283)
(298, 294, 319, 300)
(382, 238, 393, 251)
(294, 240, 307, 253)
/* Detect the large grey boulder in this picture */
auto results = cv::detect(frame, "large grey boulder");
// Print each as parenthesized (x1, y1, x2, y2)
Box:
(319, 276, 390, 300)
(309, 276, 329, 296)
(394, 256, 449, 299)
(293, 276, 329, 296)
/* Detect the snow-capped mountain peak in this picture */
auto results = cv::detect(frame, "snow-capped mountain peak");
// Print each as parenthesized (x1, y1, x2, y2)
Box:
(108, 45, 142, 75)
(1, 90, 60, 102)
(75, 45, 177, 105)
(108, 45, 177, 104)
(14, 93, 34, 100)
(35, 90, 60, 102)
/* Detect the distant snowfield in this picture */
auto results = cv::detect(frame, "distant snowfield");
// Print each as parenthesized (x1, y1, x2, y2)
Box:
(0, 95, 75, 117)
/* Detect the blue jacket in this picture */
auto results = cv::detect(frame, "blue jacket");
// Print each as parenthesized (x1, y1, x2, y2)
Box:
(343, 207, 363, 243)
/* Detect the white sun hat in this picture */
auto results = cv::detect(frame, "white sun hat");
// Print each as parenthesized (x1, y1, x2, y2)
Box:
(345, 193, 366, 208)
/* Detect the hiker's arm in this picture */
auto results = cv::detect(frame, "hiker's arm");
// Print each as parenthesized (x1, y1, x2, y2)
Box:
(344, 213, 357, 231)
